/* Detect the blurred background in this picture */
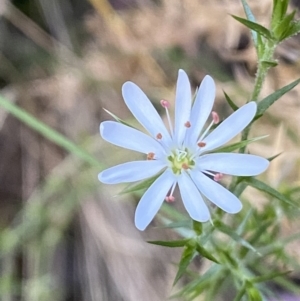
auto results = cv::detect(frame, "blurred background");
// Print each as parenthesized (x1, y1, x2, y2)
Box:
(0, 0, 300, 300)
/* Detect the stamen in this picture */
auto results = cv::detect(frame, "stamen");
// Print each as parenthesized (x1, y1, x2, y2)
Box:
(165, 182, 177, 203)
(182, 163, 189, 170)
(147, 152, 155, 160)
(212, 111, 219, 124)
(160, 99, 170, 108)
(165, 195, 175, 202)
(195, 111, 220, 155)
(197, 141, 206, 147)
(203, 170, 215, 177)
(160, 99, 173, 136)
(184, 121, 191, 128)
(202, 170, 224, 181)
(156, 133, 162, 140)
(214, 173, 223, 181)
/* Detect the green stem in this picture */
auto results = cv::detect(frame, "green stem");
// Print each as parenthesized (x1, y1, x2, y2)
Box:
(0, 95, 102, 168)
(230, 40, 277, 190)
(240, 41, 277, 152)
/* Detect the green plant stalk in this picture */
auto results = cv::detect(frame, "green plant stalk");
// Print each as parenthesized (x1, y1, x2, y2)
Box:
(228, 40, 277, 192)
(240, 40, 277, 153)
(0, 95, 102, 168)
(251, 43, 277, 102)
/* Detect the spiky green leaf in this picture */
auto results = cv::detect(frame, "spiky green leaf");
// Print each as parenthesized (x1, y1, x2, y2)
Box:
(233, 287, 247, 301)
(267, 152, 282, 161)
(170, 264, 221, 299)
(214, 135, 268, 153)
(192, 220, 202, 235)
(147, 239, 189, 248)
(103, 108, 133, 127)
(274, 10, 296, 41)
(118, 173, 160, 194)
(271, 0, 288, 29)
(241, 0, 257, 46)
(252, 270, 291, 283)
(232, 16, 273, 40)
(256, 78, 300, 119)
(214, 220, 260, 254)
(157, 220, 191, 229)
(0, 95, 101, 168)
(282, 20, 300, 40)
(195, 243, 219, 263)
(173, 241, 196, 285)
(247, 286, 263, 301)
(243, 177, 297, 207)
(223, 91, 239, 111)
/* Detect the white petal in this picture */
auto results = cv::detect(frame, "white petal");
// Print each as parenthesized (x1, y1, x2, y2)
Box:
(100, 121, 165, 156)
(174, 70, 192, 145)
(178, 171, 210, 222)
(185, 75, 215, 146)
(98, 160, 166, 184)
(190, 170, 242, 214)
(197, 153, 269, 176)
(135, 169, 176, 231)
(122, 82, 172, 147)
(201, 102, 257, 152)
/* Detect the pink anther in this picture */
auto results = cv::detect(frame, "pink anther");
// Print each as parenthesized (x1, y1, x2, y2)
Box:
(182, 163, 189, 170)
(214, 173, 223, 182)
(212, 111, 220, 124)
(165, 195, 175, 202)
(147, 152, 155, 160)
(184, 121, 191, 128)
(160, 99, 170, 108)
(197, 141, 206, 147)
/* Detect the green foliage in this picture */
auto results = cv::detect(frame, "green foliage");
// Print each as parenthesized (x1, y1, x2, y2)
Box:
(192, 220, 202, 235)
(223, 90, 239, 111)
(240, 0, 258, 46)
(173, 241, 196, 285)
(157, 51, 300, 296)
(232, 16, 274, 41)
(118, 173, 161, 194)
(271, 0, 289, 29)
(1, 1, 300, 300)
(103, 108, 134, 128)
(0, 95, 101, 168)
(214, 135, 268, 153)
(214, 220, 259, 255)
(195, 242, 219, 263)
(147, 239, 189, 247)
(256, 77, 300, 118)
(243, 177, 297, 207)
(271, 0, 300, 41)
(236, 0, 300, 45)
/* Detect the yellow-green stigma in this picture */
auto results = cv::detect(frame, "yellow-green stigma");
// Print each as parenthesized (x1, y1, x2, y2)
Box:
(168, 149, 195, 175)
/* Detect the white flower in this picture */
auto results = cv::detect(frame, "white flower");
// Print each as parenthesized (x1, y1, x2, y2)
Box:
(98, 70, 269, 231)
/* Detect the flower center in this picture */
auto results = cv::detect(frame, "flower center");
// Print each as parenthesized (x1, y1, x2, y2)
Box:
(168, 148, 195, 174)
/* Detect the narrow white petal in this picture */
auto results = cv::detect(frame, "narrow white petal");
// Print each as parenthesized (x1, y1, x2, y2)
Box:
(174, 70, 192, 145)
(185, 75, 215, 146)
(190, 170, 242, 214)
(122, 82, 172, 147)
(135, 169, 176, 231)
(98, 160, 166, 184)
(178, 171, 210, 222)
(197, 153, 269, 176)
(100, 121, 165, 156)
(201, 102, 257, 152)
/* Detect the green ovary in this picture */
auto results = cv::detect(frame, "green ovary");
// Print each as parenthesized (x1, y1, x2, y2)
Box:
(168, 149, 195, 175)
